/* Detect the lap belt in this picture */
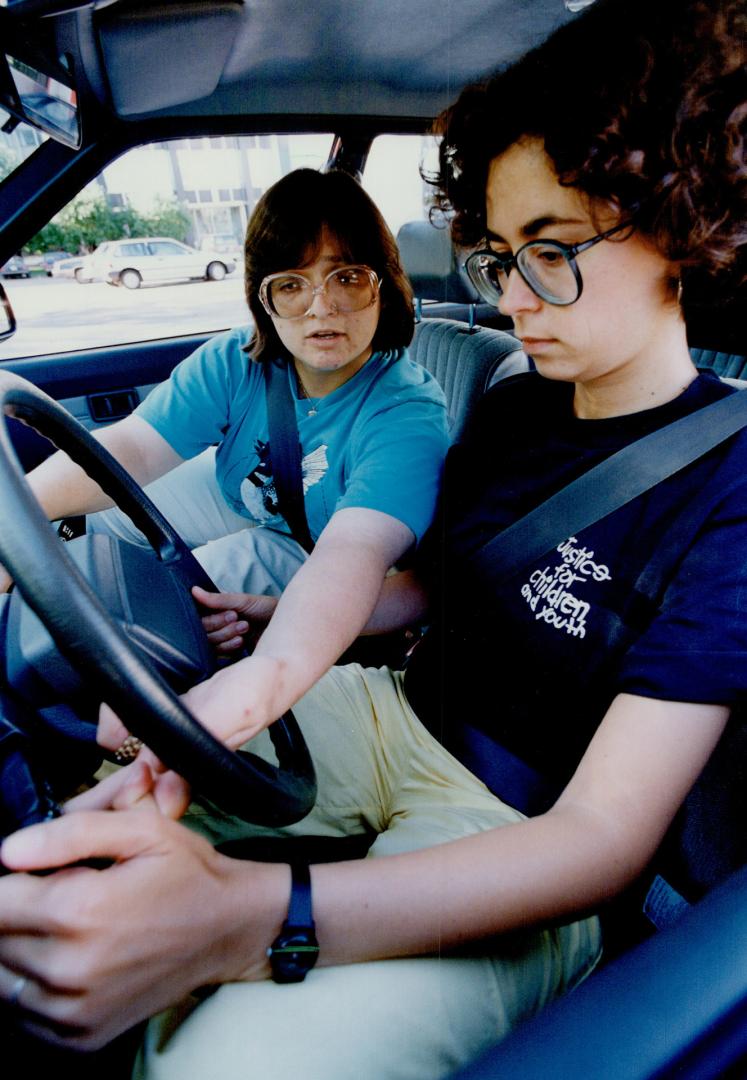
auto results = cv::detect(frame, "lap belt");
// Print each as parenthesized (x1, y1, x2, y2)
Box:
(450, 723, 558, 817)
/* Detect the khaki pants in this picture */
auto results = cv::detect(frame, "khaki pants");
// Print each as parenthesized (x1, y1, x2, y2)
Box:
(135, 665, 601, 1080)
(88, 447, 308, 595)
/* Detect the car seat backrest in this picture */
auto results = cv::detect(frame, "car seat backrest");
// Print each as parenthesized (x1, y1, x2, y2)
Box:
(397, 219, 477, 305)
(410, 317, 523, 442)
(692, 347, 747, 380)
(410, 333, 747, 452)
(396, 218, 514, 331)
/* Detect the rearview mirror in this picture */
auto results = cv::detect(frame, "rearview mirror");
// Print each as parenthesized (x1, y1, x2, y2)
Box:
(0, 11, 81, 149)
(0, 284, 17, 342)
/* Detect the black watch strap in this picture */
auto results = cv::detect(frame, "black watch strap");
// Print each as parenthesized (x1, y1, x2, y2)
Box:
(286, 861, 313, 924)
(267, 863, 319, 984)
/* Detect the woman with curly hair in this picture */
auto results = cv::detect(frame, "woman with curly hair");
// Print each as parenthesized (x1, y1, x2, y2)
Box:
(0, 2, 745, 1078)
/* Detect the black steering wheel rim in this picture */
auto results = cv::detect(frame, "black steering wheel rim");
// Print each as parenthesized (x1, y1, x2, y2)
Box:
(0, 370, 316, 827)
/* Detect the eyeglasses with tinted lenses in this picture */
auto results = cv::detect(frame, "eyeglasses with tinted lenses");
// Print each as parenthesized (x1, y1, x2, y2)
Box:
(259, 264, 380, 320)
(464, 218, 635, 307)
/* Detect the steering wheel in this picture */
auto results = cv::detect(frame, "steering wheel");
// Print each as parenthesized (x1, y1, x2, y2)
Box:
(0, 371, 316, 827)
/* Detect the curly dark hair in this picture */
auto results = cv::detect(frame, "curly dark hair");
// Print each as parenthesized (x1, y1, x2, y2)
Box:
(432, 0, 746, 284)
(243, 168, 414, 364)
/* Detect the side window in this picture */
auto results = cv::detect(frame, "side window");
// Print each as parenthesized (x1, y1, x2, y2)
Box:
(148, 241, 186, 256)
(0, 133, 333, 361)
(361, 134, 441, 238)
(118, 242, 149, 257)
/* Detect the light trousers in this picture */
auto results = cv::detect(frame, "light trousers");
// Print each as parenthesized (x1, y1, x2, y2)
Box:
(134, 664, 602, 1080)
(87, 447, 308, 595)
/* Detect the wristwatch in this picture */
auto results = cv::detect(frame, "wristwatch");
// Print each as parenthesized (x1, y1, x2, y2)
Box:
(267, 862, 320, 983)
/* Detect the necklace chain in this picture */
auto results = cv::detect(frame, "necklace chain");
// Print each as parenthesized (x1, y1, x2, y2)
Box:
(295, 370, 319, 416)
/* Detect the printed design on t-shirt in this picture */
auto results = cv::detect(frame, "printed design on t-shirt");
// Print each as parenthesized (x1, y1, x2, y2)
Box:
(238, 438, 329, 523)
(520, 535, 611, 638)
(301, 444, 328, 493)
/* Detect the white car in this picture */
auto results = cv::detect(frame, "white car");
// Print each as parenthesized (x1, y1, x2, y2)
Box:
(99, 236, 236, 289)
(51, 253, 95, 281)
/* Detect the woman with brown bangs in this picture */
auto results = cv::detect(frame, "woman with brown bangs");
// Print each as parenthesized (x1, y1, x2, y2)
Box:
(0, 3, 745, 1079)
(0, 167, 448, 750)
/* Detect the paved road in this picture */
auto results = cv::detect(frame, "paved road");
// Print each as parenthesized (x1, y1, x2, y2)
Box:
(0, 273, 248, 361)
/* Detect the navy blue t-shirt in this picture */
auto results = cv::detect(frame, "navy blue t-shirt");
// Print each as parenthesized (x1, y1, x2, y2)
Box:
(404, 371, 747, 791)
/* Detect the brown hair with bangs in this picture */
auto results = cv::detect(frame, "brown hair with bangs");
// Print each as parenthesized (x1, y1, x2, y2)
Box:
(244, 168, 414, 364)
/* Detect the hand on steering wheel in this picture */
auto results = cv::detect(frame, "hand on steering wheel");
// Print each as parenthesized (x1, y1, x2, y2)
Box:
(0, 371, 316, 827)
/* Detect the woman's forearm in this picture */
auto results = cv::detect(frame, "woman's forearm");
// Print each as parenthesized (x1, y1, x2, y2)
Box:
(252, 512, 412, 714)
(25, 414, 182, 521)
(228, 802, 617, 978)
(359, 567, 429, 634)
(181, 510, 422, 743)
(276, 695, 730, 970)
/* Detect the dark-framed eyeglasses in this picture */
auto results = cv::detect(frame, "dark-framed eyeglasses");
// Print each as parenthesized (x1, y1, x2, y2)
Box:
(464, 218, 636, 308)
(259, 264, 381, 320)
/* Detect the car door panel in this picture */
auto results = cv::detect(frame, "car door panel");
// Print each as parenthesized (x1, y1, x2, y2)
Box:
(4, 332, 214, 471)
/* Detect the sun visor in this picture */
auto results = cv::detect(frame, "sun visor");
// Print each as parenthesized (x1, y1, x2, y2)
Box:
(97, 1, 243, 117)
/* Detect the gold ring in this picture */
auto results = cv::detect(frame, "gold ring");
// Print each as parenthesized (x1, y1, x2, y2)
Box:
(114, 734, 144, 763)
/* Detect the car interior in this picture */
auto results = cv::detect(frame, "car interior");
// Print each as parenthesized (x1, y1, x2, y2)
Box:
(0, 1, 745, 1077)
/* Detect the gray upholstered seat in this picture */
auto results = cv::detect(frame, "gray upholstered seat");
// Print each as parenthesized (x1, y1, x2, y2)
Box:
(411, 337, 747, 448)
(396, 218, 514, 331)
(691, 347, 747, 380)
(410, 317, 524, 442)
(396, 219, 477, 305)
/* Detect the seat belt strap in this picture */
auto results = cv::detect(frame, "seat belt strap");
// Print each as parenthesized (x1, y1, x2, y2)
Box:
(472, 388, 747, 587)
(263, 359, 314, 554)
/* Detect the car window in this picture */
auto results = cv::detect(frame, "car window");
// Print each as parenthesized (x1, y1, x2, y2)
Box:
(0, 133, 334, 360)
(361, 134, 441, 238)
(117, 242, 150, 257)
(148, 241, 188, 256)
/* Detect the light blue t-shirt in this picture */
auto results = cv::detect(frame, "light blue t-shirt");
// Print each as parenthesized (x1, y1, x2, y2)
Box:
(136, 326, 449, 543)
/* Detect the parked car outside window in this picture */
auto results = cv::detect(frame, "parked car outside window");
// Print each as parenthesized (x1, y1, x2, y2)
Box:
(50, 254, 88, 279)
(39, 250, 73, 275)
(0, 254, 29, 279)
(97, 236, 236, 290)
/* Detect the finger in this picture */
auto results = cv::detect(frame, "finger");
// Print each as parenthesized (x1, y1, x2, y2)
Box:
(0, 943, 76, 996)
(203, 613, 249, 637)
(135, 745, 165, 774)
(0, 808, 165, 876)
(0, 965, 94, 1049)
(64, 760, 153, 813)
(96, 702, 130, 751)
(201, 608, 239, 632)
(214, 635, 247, 654)
(109, 764, 162, 812)
(0, 964, 77, 1014)
(192, 585, 251, 612)
(153, 771, 192, 819)
(206, 621, 249, 644)
(0, 861, 91, 932)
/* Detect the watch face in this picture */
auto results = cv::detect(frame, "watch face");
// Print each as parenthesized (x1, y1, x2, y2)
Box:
(268, 926, 320, 983)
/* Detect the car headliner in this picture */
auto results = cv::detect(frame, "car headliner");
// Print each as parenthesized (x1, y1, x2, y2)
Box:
(5, 0, 578, 126)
